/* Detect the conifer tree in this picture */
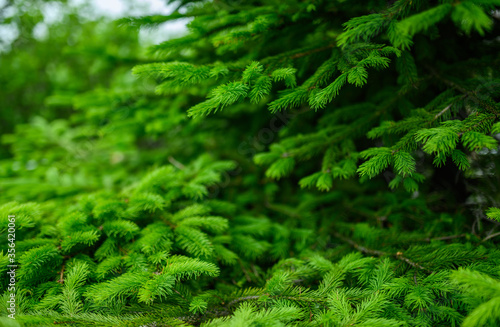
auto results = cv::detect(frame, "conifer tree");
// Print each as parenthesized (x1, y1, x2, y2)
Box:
(1, 0, 500, 326)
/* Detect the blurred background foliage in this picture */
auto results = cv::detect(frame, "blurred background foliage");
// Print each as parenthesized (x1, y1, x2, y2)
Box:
(0, 0, 191, 202)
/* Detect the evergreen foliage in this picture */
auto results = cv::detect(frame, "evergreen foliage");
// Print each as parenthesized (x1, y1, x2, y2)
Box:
(1, 0, 500, 326)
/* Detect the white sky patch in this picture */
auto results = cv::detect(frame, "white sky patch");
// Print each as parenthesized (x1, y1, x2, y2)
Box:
(0, 22, 20, 52)
(1, 0, 189, 51)
(75, 0, 189, 43)
(42, 2, 66, 24)
(91, 0, 127, 17)
(140, 18, 191, 45)
(32, 23, 49, 41)
(82, 0, 178, 18)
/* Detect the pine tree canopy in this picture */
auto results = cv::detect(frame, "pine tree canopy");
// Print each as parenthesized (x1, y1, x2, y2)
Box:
(1, 0, 500, 326)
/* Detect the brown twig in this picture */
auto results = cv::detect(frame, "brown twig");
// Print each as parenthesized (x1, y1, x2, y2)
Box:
(58, 264, 65, 284)
(333, 231, 433, 273)
(482, 231, 500, 242)
(289, 44, 335, 60)
(237, 258, 252, 283)
(433, 103, 453, 121)
(425, 64, 500, 118)
(168, 156, 186, 170)
(423, 234, 467, 242)
(227, 295, 261, 307)
(172, 288, 188, 302)
(226, 294, 326, 308)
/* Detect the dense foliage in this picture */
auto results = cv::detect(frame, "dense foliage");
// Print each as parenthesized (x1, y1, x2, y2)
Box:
(1, 0, 500, 326)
